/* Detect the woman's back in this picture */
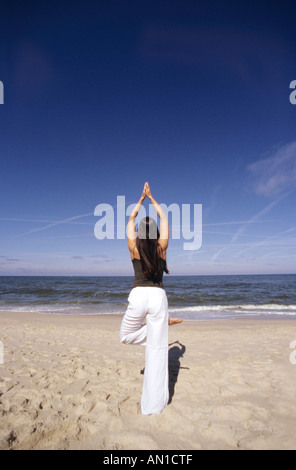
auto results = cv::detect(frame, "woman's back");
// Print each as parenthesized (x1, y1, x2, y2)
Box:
(132, 257, 166, 288)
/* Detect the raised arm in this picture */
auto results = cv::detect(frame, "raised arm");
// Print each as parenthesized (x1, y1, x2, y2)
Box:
(127, 184, 146, 254)
(145, 182, 169, 253)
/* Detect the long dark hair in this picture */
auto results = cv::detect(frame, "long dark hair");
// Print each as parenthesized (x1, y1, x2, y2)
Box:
(136, 217, 169, 282)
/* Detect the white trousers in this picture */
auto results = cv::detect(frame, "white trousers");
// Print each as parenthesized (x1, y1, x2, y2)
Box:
(120, 287, 169, 415)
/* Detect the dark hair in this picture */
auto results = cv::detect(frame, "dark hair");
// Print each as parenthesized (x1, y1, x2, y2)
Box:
(136, 217, 169, 282)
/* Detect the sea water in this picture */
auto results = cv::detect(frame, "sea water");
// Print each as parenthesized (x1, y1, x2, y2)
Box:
(0, 274, 295, 321)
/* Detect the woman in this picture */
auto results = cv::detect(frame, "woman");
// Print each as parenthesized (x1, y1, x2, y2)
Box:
(120, 182, 182, 415)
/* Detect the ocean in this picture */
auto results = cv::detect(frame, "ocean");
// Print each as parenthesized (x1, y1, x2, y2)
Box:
(0, 274, 295, 321)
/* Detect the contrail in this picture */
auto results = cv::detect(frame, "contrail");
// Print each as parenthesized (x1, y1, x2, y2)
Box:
(14, 212, 94, 238)
(0, 217, 92, 225)
(231, 191, 291, 243)
(234, 226, 296, 259)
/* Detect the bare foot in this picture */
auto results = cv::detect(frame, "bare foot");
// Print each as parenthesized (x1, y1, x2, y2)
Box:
(169, 317, 183, 326)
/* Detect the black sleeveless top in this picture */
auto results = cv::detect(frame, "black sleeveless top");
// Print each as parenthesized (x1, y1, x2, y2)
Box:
(132, 258, 166, 289)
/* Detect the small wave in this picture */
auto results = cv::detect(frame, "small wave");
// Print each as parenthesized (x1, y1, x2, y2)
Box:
(169, 303, 296, 312)
(1, 304, 125, 315)
(168, 303, 296, 320)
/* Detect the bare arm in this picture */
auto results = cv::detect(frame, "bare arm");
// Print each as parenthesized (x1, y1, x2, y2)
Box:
(127, 184, 146, 254)
(145, 183, 169, 253)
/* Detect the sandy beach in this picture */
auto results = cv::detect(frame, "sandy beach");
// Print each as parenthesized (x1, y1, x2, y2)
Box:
(0, 310, 296, 450)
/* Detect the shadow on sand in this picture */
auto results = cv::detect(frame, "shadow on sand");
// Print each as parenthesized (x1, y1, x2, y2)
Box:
(168, 340, 187, 404)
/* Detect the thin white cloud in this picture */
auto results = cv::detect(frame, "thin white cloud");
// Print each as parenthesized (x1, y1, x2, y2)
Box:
(206, 188, 293, 265)
(234, 226, 296, 259)
(211, 247, 226, 262)
(231, 191, 291, 244)
(248, 141, 296, 197)
(0, 217, 92, 225)
(14, 212, 93, 238)
(204, 184, 222, 218)
(0, 217, 55, 223)
(204, 230, 270, 239)
(204, 219, 274, 227)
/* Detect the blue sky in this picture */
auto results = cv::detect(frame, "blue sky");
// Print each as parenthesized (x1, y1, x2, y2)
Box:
(1, 0, 296, 276)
